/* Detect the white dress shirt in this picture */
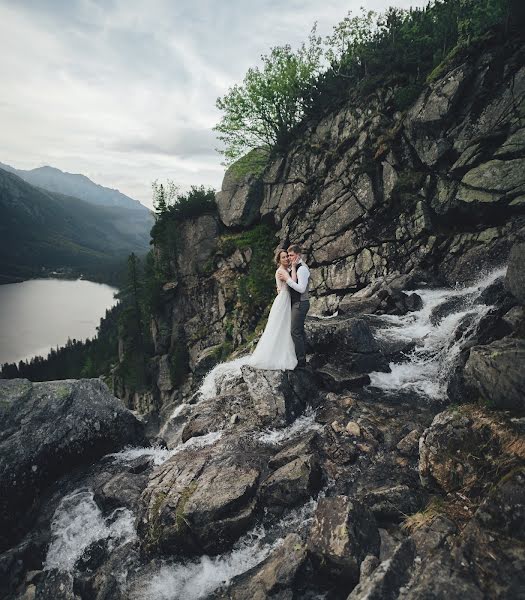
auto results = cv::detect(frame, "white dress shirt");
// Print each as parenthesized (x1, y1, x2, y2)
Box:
(286, 261, 310, 294)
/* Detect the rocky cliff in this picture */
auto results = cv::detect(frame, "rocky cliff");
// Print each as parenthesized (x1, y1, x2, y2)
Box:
(133, 32, 524, 410)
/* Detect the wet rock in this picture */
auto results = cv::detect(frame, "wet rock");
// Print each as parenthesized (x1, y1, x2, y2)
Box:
(306, 317, 388, 373)
(259, 454, 322, 510)
(268, 432, 319, 470)
(308, 496, 380, 587)
(241, 366, 316, 427)
(396, 429, 422, 457)
(464, 337, 525, 411)
(506, 241, 525, 303)
(315, 364, 371, 392)
(95, 470, 149, 512)
(0, 379, 144, 551)
(215, 533, 308, 599)
(348, 539, 415, 600)
(34, 569, 79, 600)
(137, 439, 263, 556)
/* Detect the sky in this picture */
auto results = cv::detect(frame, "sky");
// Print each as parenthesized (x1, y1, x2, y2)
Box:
(0, 0, 429, 209)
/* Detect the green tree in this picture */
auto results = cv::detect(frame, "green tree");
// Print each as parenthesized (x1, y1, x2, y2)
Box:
(214, 26, 323, 163)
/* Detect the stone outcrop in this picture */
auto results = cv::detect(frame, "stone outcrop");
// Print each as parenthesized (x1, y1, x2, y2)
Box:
(0, 378, 144, 551)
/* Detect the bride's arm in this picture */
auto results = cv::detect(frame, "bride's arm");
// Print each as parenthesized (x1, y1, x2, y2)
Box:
(275, 270, 280, 294)
(291, 263, 298, 283)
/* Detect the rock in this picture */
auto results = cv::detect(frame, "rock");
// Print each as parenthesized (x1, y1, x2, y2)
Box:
(137, 439, 263, 556)
(306, 317, 388, 373)
(259, 454, 322, 510)
(215, 150, 266, 228)
(457, 158, 525, 204)
(358, 485, 424, 525)
(308, 496, 380, 587)
(214, 533, 308, 599)
(316, 364, 371, 392)
(241, 366, 316, 427)
(506, 242, 525, 304)
(396, 429, 422, 456)
(345, 421, 361, 437)
(0, 379, 144, 551)
(268, 432, 319, 470)
(95, 471, 149, 513)
(33, 569, 79, 599)
(359, 554, 380, 579)
(418, 406, 525, 494)
(451, 468, 525, 599)
(464, 337, 525, 411)
(347, 539, 415, 600)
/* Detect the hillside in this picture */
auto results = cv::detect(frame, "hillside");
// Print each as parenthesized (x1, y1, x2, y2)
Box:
(0, 162, 148, 212)
(0, 168, 152, 283)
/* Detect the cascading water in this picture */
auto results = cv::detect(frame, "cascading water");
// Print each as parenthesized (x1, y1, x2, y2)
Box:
(44, 489, 136, 572)
(368, 266, 507, 400)
(127, 495, 321, 600)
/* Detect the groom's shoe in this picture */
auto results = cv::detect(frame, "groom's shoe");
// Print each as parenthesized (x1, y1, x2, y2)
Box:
(295, 360, 307, 369)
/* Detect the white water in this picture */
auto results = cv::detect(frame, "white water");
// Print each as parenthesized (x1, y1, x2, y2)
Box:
(129, 496, 320, 600)
(196, 355, 251, 402)
(108, 431, 223, 466)
(258, 407, 322, 445)
(368, 267, 506, 400)
(44, 489, 136, 572)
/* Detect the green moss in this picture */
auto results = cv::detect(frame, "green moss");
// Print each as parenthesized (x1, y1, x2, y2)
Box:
(228, 148, 269, 181)
(146, 491, 168, 549)
(175, 482, 198, 532)
(211, 340, 233, 362)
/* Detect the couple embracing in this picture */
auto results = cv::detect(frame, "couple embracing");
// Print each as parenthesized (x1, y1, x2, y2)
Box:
(247, 244, 310, 371)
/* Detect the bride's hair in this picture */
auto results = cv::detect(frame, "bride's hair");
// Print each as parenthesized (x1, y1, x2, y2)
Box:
(274, 248, 287, 266)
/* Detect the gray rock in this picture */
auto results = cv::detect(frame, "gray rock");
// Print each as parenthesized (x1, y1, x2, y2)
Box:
(506, 241, 525, 304)
(464, 337, 525, 411)
(348, 539, 415, 600)
(137, 438, 262, 556)
(315, 364, 371, 392)
(259, 454, 322, 509)
(214, 533, 307, 599)
(0, 379, 144, 551)
(308, 495, 380, 587)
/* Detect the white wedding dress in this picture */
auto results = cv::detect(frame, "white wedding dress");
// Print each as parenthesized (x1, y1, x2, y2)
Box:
(247, 267, 298, 370)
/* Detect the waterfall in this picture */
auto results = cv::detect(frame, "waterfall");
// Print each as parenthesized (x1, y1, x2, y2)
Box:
(44, 489, 136, 572)
(368, 266, 507, 400)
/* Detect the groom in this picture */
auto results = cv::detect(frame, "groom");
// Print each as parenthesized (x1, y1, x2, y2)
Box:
(278, 244, 310, 368)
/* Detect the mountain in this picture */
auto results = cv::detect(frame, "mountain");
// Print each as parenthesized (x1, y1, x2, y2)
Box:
(0, 162, 148, 213)
(0, 167, 152, 283)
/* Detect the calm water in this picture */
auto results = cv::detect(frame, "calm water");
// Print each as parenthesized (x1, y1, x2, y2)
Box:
(0, 279, 118, 365)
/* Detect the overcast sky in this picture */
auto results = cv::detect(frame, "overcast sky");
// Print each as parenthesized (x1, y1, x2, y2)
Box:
(0, 0, 428, 209)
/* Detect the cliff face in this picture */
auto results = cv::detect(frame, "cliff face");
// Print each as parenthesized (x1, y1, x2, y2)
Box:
(130, 33, 524, 411)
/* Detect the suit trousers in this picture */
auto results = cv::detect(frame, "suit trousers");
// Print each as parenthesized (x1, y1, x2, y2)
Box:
(291, 300, 309, 365)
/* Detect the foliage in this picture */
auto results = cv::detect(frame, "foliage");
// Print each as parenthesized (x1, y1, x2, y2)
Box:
(215, 0, 523, 160)
(228, 148, 270, 181)
(214, 26, 323, 163)
(220, 224, 277, 315)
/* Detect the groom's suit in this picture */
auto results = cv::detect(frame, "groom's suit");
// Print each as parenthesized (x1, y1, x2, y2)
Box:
(286, 261, 310, 367)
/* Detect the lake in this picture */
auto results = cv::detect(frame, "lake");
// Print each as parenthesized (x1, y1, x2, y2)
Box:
(0, 279, 118, 365)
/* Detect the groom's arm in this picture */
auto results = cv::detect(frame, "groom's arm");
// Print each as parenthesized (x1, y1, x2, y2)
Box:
(286, 265, 309, 293)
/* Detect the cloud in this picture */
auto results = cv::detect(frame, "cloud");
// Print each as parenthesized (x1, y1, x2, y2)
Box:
(1, 0, 429, 208)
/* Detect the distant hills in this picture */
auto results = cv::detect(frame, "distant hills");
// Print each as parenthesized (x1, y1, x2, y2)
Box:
(0, 165, 154, 285)
(0, 162, 148, 213)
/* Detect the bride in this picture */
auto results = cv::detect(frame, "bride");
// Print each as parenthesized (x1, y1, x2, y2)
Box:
(247, 248, 298, 370)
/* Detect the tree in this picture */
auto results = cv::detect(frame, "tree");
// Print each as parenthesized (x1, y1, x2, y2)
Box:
(152, 180, 179, 217)
(214, 26, 323, 163)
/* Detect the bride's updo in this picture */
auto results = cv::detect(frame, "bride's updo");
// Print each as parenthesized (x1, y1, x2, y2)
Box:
(274, 248, 287, 266)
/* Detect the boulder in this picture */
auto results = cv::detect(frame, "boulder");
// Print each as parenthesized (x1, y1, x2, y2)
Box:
(506, 241, 525, 304)
(214, 533, 308, 599)
(315, 364, 371, 392)
(308, 496, 380, 587)
(137, 439, 263, 556)
(241, 366, 316, 427)
(347, 539, 415, 600)
(259, 454, 322, 510)
(463, 337, 525, 411)
(418, 406, 525, 494)
(215, 150, 266, 228)
(0, 379, 144, 551)
(358, 484, 424, 525)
